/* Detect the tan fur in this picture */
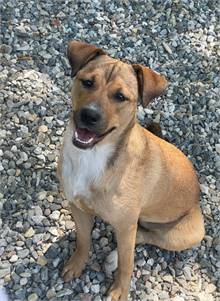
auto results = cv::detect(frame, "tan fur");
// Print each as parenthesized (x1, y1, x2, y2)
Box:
(58, 41, 205, 301)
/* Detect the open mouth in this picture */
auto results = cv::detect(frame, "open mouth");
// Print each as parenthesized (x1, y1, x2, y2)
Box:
(72, 127, 115, 149)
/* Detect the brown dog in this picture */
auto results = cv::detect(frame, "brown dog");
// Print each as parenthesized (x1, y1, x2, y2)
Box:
(58, 41, 205, 301)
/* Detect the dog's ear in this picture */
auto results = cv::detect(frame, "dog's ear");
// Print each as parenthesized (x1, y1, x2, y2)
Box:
(67, 40, 106, 77)
(133, 64, 168, 107)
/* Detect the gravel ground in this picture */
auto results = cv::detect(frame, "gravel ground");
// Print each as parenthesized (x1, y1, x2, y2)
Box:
(0, 1, 220, 300)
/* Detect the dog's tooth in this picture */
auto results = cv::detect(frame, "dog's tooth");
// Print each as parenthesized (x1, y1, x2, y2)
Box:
(75, 131, 78, 139)
(78, 138, 88, 144)
(88, 137, 94, 143)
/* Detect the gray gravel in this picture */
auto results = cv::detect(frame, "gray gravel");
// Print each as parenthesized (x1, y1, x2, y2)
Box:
(0, 0, 220, 300)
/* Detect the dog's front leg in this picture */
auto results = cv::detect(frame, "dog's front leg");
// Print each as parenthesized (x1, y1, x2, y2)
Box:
(108, 222, 137, 301)
(61, 203, 94, 282)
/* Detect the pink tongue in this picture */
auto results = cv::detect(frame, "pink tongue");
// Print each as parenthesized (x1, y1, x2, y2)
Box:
(76, 128, 97, 142)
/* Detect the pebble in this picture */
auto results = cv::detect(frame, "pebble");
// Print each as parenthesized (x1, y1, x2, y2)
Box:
(0, 268, 10, 279)
(65, 220, 75, 230)
(205, 283, 216, 294)
(104, 249, 118, 276)
(48, 227, 59, 236)
(38, 125, 48, 133)
(147, 258, 154, 266)
(171, 297, 185, 301)
(215, 144, 220, 154)
(100, 237, 108, 248)
(183, 266, 192, 281)
(20, 277, 28, 286)
(163, 275, 173, 283)
(137, 258, 146, 267)
(46, 289, 56, 299)
(9, 254, 18, 263)
(162, 42, 173, 54)
(91, 284, 100, 294)
(37, 256, 47, 266)
(24, 227, 35, 238)
(49, 210, 60, 221)
(28, 293, 38, 301)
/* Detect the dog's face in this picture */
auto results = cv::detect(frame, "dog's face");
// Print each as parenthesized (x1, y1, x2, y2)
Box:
(67, 41, 167, 149)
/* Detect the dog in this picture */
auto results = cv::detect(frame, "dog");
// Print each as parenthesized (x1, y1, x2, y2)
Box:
(57, 41, 205, 301)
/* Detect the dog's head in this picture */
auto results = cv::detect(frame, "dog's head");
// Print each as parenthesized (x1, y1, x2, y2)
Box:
(67, 40, 167, 149)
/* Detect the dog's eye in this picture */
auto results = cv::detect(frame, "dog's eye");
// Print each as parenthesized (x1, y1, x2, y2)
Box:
(81, 79, 93, 88)
(114, 92, 126, 102)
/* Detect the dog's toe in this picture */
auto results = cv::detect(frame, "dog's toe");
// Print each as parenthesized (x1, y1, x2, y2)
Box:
(107, 282, 129, 301)
(61, 255, 85, 282)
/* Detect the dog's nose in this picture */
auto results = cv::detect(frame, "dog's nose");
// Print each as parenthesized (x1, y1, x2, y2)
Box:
(80, 107, 102, 127)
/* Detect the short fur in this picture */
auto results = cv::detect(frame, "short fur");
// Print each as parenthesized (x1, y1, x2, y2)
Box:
(58, 41, 205, 301)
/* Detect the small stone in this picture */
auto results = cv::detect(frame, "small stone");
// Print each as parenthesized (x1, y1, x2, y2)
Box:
(0, 267, 10, 278)
(93, 297, 102, 301)
(15, 289, 26, 300)
(92, 228, 100, 239)
(10, 254, 18, 263)
(20, 272, 31, 278)
(137, 106, 145, 121)
(20, 277, 28, 285)
(31, 215, 44, 225)
(205, 283, 216, 293)
(147, 258, 154, 266)
(163, 274, 173, 283)
(48, 227, 59, 236)
(158, 291, 169, 300)
(215, 144, 220, 154)
(37, 256, 47, 266)
(45, 245, 59, 259)
(24, 227, 35, 238)
(52, 257, 60, 268)
(105, 249, 118, 276)
(47, 195, 54, 202)
(56, 289, 73, 297)
(45, 116, 54, 123)
(41, 268, 48, 281)
(28, 293, 38, 301)
(137, 258, 145, 267)
(49, 210, 60, 221)
(200, 184, 209, 195)
(65, 220, 75, 230)
(171, 297, 185, 301)
(195, 292, 213, 301)
(183, 266, 192, 280)
(46, 289, 56, 299)
(37, 191, 47, 201)
(38, 125, 48, 133)
(162, 42, 173, 54)
(20, 125, 29, 134)
(91, 284, 100, 294)
(100, 237, 108, 248)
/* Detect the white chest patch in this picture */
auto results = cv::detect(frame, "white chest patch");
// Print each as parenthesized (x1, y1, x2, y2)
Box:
(61, 127, 113, 202)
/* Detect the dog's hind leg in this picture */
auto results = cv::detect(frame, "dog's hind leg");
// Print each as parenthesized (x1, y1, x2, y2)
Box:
(136, 205, 204, 251)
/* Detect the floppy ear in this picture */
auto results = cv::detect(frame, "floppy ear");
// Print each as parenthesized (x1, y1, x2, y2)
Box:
(67, 40, 106, 77)
(133, 64, 168, 107)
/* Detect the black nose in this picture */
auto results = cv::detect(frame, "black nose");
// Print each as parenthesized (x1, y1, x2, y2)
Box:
(80, 107, 102, 127)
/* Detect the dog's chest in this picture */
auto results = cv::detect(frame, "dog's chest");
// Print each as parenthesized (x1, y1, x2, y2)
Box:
(61, 135, 113, 204)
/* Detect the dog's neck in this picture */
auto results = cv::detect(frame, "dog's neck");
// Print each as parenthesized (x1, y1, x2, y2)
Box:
(107, 118, 136, 168)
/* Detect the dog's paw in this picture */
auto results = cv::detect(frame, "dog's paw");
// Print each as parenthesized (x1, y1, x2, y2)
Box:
(61, 254, 86, 282)
(107, 283, 128, 301)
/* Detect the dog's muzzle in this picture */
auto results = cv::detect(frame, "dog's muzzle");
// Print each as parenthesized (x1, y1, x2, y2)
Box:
(72, 105, 115, 149)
